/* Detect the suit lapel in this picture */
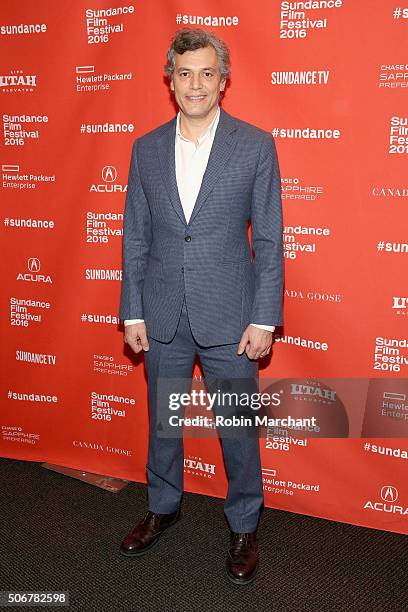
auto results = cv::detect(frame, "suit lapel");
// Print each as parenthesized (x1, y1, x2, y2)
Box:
(188, 107, 238, 226)
(156, 107, 239, 227)
(157, 117, 186, 226)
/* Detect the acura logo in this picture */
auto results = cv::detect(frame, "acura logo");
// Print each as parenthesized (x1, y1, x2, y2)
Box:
(102, 166, 117, 182)
(381, 485, 398, 503)
(28, 257, 40, 272)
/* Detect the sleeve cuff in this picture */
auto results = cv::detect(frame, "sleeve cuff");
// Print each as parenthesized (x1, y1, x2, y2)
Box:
(250, 323, 275, 332)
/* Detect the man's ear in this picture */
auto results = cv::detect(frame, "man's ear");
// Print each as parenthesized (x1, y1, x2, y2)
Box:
(170, 78, 174, 92)
(220, 78, 226, 92)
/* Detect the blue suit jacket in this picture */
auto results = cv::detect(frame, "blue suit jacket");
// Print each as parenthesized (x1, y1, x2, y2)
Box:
(119, 106, 284, 346)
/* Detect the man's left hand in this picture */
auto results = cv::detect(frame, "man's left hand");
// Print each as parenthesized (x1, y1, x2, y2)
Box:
(237, 325, 273, 360)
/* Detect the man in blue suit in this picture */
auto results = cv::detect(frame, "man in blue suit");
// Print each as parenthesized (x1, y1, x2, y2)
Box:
(118, 28, 284, 584)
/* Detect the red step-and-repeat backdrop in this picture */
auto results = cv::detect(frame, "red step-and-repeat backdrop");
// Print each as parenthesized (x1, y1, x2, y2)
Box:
(1, 1, 407, 535)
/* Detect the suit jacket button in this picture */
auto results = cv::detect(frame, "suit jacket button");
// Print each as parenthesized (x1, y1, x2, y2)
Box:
(184, 235, 192, 242)
(181, 266, 184, 273)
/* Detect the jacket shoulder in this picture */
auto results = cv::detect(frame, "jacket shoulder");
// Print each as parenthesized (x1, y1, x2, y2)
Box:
(133, 116, 175, 148)
(227, 112, 272, 143)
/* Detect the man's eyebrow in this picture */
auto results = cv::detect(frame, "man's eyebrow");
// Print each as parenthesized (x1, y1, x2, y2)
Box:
(176, 66, 217, 71)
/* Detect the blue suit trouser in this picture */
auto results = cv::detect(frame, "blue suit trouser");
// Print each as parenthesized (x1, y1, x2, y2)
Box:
(143, 293, 264, 533)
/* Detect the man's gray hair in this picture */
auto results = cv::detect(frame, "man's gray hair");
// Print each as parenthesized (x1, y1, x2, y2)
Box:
(164, 28, 231, 81)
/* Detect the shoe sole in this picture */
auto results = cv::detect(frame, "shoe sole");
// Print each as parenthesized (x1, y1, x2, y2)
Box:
(119, 514, 181, 558)
(226, 565, 258, 585)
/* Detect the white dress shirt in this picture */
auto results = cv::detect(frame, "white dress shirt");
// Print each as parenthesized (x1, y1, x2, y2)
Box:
(124, 106, 275, 333)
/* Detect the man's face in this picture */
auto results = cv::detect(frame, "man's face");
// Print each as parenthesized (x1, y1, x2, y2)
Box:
(170, 45, 226, 120)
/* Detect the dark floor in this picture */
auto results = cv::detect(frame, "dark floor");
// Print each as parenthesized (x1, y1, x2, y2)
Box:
(0, 457, 406, 612)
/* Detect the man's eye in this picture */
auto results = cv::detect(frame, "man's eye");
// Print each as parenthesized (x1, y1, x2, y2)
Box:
(204, 72, 213, 77)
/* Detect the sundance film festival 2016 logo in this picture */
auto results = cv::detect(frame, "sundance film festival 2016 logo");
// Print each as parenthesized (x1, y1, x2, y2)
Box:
(265, 432, 308, 452)
(0, 70, 36, 93)
(283, 223, 331, 259)
(86, 211, 123, 244)
(3, 113, 48, 146)
(389, 116, 408, 154)
(84, 5, 134, 45)
(89, 166, 127, 193)
(16, 258, 52, 284)
(10, 295, 50, 328)
(279, 0, 343, 39)
(364, 486, 408, 515)
(90, 391, 135, 422)
(374, 337, 408, 374)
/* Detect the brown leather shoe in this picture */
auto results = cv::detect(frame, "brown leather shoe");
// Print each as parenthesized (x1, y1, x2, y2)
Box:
(119, 508, 181, 557)
(226, 531, 258, 584)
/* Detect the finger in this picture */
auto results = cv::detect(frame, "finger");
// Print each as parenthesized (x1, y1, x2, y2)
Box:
(248, 344, 270, 360)
(237, 331, 249, 355)
(128, 339, 143, 354)
(138, 328, 150, 351)
(245, 345, 259, 360)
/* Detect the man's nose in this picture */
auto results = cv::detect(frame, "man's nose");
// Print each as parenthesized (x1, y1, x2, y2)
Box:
(190, 73, 203, 89)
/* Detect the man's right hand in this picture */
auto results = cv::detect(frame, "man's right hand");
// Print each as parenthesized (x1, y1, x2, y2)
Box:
(124, 322, 150, 354)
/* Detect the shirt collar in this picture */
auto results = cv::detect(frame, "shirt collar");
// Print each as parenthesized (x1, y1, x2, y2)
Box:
(176, 106, 220, 146)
